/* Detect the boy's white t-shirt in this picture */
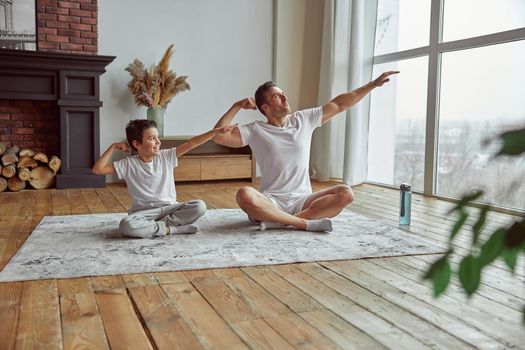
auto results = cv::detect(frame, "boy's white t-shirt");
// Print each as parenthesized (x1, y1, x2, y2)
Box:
(114, 148, 178, 213)
(238, 107, 323, 197)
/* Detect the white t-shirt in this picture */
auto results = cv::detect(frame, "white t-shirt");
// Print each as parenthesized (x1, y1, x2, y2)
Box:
(114, 148, 178, 213)
(238, 107, 323, 197)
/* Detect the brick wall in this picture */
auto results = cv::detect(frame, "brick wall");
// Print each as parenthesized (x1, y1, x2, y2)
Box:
(36, 0, 98, 55)
(0, 100, 60, 155)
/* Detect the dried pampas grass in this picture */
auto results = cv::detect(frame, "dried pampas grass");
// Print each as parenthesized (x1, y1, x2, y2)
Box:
(125, 45, 190, 109)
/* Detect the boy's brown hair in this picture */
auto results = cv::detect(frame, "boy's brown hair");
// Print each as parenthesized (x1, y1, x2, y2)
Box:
(126, 119, 157, 152)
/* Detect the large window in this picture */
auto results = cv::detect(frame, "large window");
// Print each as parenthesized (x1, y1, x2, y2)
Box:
(368, 0, 525, 210)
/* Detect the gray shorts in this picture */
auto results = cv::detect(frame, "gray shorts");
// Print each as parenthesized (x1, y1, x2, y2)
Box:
(264, 192, 315, 215)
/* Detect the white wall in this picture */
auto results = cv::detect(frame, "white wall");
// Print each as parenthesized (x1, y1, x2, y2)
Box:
(98, 0, 273, 167)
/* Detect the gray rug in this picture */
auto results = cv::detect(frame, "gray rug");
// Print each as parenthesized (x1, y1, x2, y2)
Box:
(0, 209, 443, 282)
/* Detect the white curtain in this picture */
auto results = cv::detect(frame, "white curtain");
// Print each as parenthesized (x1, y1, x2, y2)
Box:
(310, 0, 378, 185)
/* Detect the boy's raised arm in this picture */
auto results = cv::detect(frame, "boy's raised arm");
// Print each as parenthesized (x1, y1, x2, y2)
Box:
(176, 125, 236, 158)
(92, 142, 129, 175)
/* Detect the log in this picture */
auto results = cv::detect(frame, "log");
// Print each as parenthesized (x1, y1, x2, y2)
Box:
(2, 152, 18, 166)
(0, 177, 6, 192)
(17, 156, 38, 169)
(33, 152, 49, 163)
(29, 166, 55, 189)
(7, 177, 25, 192)
(19, 148, 35, 157)
(1, 164, 16, 178)
(18, 167, 31, 181)
(0, 142, 6, 156)
(49, 156, 61, 173)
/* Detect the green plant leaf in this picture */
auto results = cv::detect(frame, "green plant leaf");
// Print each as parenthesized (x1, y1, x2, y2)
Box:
(447, 190, 484, 214)
(478, 228, 506, 267)
(500, 247, 519, 272)
(450, 209, 469, 240)
(424, 255, 452, 297)
(495, 127, 525, 156)
(504, 220, 525, 248)
(459, 255, 481, 296)
(472, 205, 490, 246)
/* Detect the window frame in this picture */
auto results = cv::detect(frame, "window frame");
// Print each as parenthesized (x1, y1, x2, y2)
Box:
(370, 0, 525, 202)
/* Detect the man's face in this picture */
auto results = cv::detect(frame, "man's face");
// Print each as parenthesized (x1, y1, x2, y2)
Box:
(264, 87, 291, 116)
(133, 127, 161, 157)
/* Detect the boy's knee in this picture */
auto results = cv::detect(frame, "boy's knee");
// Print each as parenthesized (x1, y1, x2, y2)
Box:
(119, 216, 142, 238)
(189, 199, 206, 218)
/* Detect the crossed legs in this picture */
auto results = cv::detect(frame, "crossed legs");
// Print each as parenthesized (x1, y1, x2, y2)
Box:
(236, 184, 354, 231)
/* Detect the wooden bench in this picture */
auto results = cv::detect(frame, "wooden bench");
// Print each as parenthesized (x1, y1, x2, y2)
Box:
(160, 137, 255, 182)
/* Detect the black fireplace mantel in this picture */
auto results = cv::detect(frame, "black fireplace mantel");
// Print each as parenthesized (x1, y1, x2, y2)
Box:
(0, 49, 115, 189)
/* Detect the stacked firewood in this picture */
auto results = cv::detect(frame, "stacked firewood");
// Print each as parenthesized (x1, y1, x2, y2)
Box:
(0, 143, 61, 192)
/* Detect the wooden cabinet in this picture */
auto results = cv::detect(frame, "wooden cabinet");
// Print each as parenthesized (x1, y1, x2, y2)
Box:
(160, 137, 255, 182)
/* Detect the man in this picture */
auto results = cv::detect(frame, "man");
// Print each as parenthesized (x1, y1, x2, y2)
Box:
(213, 71, 399, 232)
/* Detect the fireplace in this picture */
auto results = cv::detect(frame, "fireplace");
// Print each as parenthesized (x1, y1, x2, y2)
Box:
(0, 48, 114, 189)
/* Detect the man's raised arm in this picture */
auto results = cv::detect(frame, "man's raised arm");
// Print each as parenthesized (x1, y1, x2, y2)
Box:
(321, 71, 399, 125)
(212, 98, 256, 148)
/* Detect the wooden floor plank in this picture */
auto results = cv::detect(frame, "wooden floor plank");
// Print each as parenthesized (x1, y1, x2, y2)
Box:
(95, 288, 153, 350)
(263, 312, 342, 350)
(65, 189, 90, 215)
(90, 275, 126, 291)
(16, 280, 62, 350)
(128, 285, 203, 350)
(161, 282, 249, 350)
(189, 274, 258, 324)
(0, 282, 22, 350)
(241, 266, 323, 313)
(60, 292, 109, 349)
(51, 189, 71, 216)
(232, 318, 296, 350)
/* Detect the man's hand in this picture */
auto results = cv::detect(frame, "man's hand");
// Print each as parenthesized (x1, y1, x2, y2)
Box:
(235, 97, 257, 110)
(113, 142, 130, 152)
(371, 71, 400, 87)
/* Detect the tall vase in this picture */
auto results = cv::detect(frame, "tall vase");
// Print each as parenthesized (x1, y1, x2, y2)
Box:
(147, 107, 164, 137)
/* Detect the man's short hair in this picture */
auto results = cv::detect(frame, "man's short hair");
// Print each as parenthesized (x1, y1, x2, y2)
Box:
(126, 119, 157, 152)
(254, 81, 276, 116)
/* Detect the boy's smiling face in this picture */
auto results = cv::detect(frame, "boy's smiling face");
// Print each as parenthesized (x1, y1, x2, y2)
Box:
(133, 127, 161, 161)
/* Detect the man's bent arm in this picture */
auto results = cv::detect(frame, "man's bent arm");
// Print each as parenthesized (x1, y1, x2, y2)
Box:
(212, 98, 255, 148)
(321, 71, 399, 125)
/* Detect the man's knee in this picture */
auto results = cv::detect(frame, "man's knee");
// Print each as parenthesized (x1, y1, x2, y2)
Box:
(236, 187, 257, 207)
(337, 185, 354, 206)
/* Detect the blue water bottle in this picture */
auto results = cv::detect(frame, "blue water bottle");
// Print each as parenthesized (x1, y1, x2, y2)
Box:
(399, 183, 411, 225)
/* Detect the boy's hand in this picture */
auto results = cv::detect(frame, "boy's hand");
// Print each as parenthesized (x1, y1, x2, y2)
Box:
(113, 142, 130, 152)
(235, 98, 257, 110)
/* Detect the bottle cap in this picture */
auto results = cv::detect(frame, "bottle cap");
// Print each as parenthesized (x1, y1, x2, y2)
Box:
(400, 183, 411, 191)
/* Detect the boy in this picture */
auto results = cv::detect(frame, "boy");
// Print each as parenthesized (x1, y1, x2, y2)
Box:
(92, 119, 235, 238)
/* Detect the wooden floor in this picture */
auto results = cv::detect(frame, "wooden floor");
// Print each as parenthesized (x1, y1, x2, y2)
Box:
(0, 180, 523, 349)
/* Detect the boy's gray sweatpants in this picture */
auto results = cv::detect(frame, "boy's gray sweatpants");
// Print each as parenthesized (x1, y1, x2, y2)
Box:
(119, 200, 206, 238)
